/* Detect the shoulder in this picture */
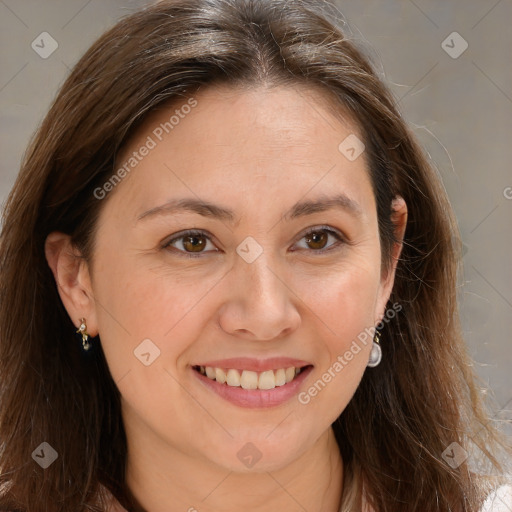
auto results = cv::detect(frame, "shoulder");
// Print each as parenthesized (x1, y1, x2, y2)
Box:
(479, 484, 512, 512)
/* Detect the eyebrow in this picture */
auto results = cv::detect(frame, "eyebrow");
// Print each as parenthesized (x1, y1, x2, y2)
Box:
(136, 194, 363, 224)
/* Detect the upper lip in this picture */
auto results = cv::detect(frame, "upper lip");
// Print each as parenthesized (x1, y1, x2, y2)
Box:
(193, 357, 313, 372)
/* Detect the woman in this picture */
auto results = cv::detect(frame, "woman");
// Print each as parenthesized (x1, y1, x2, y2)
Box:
(0, 0, 510, 511)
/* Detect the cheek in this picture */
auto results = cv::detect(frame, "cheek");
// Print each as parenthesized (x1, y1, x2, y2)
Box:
(90, 255, 184, 366)
(291, 259, 380, 413)
(91, 264, 220, 436)
(90, 249, 222, 384)
(295, 256, 381, 342)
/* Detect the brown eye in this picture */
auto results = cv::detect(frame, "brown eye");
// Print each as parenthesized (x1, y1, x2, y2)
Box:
(164, 230, 217, 256)
(182, 234, 207, 252)
(293, 226, 345, 253)
(305, 231, 328, 250)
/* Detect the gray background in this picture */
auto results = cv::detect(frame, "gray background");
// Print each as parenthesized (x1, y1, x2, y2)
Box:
(0, 0, 511, 438)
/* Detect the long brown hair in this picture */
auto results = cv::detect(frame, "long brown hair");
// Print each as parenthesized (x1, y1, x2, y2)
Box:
(0, 1, 510, 510)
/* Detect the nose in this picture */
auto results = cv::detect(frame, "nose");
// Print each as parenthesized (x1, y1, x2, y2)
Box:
(217, 253, 301, 341)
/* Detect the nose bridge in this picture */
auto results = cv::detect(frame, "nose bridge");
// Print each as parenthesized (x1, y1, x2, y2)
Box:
(218, 243, 301, 340)
(237, 247, 287, 308)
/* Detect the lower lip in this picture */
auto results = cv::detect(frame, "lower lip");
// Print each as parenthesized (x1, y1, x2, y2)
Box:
(192, 366, 313, 408)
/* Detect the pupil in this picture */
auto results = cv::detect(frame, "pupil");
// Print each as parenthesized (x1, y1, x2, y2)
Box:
(184, 235, 206, 252)
(306, 231, 327, 249)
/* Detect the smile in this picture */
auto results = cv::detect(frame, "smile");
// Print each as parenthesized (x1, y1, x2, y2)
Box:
(191, 358, 314, 408)
(193, 365, 308, 390)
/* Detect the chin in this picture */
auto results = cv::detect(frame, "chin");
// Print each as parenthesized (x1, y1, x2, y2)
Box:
(201, 430, 315, 474)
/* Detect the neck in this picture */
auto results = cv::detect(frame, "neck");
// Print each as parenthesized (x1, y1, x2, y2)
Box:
(123, 420, 343, 512)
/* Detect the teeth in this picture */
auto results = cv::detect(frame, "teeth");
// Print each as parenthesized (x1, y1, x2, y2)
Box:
(226, 369, 240, 387)
(199, 365, 305, 390)
(275, 368, 286, 386)
(285, 367, 296, 383)
(258, 370, 275, 390)
(240, 370, 258, 390)
(215, 368, 226, 384)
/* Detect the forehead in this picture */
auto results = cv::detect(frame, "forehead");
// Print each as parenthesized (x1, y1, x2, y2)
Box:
(117, 82, 363, 164)
(108, 83, 373, 219)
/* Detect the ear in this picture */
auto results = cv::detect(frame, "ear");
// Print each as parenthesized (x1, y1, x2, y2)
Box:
(374, 196, 407, 324)
(44, 232, 99, 336)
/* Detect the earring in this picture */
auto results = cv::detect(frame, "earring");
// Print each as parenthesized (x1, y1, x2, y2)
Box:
(367, 328, 382, 367)
(76, 318, 91, 351)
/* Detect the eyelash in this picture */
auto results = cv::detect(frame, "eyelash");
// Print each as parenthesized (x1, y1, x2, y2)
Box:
(162, 225, 347, 259)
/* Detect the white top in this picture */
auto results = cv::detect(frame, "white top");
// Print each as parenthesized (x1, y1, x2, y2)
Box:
(346, 484, 512, 512)
(105, 484, 512, 511)
(479, 484, 512, 512)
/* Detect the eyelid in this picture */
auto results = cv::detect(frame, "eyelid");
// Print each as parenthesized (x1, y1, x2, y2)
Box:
(297, 224, 346, 241)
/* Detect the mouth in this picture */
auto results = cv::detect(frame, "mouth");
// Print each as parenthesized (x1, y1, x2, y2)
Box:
(192, 364, 312, 391)
(190, 358, 314, 408)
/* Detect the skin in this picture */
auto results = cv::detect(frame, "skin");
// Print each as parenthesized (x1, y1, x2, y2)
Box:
(45, 83, 407, 512)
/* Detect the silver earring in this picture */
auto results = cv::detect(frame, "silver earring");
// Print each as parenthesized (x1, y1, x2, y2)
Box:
(367, 328, 382, 367)
(76, 318, 91, 351)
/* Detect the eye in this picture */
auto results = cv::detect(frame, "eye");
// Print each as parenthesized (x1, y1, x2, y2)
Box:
(163, 230, 218, 257)
(292, 226, 345, 253)
(162, 226, 346, 258)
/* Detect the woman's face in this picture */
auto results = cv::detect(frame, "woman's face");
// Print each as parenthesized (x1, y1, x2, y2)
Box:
(81, 84, 403, 472)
